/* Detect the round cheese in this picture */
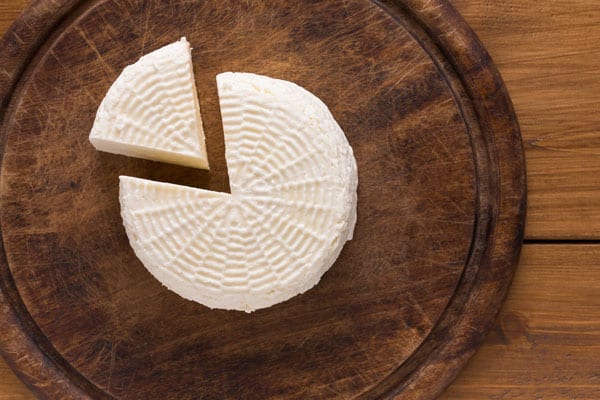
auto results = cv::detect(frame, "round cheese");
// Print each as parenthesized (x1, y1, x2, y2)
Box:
(119, 72, 357, 312)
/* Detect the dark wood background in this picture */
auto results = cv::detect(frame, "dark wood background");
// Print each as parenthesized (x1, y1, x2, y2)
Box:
(0, 0, 598, 399)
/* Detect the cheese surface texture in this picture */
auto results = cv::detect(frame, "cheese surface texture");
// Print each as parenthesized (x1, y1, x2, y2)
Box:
(119, 72, 357, 312)
(89, 37, 209, 169)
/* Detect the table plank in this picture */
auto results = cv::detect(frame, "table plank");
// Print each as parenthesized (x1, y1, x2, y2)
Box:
(0, 0, 29, 33)
(2, 244, 599, 398)
(3, 1, 600, 240)
(0, 361, 34, 400)
(441, 244, 600, 399)
(451, 0, 600, 239)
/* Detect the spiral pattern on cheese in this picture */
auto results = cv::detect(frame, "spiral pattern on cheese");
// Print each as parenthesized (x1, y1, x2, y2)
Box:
(89, 37, 209, 169)
(119, 72, 357, 312)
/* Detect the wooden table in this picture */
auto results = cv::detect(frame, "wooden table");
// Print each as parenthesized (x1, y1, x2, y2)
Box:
(1, 1, 599, 398)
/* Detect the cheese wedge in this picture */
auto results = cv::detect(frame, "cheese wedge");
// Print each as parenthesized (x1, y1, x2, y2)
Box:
(89, 37, 209, 169)
(119, 73, 357, 312)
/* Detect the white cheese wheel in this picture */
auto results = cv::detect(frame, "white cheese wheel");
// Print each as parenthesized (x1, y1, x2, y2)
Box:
(89, 37, 209, 169)
(217, 72, 357, 239)
(119, 72, 357, 312)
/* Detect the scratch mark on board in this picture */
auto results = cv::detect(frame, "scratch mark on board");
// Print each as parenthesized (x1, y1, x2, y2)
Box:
(140, 2, 152, 55)
(75, 26, 116, 76)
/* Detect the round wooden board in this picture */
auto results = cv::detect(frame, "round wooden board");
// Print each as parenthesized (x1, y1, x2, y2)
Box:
(0, 0, 525, 399)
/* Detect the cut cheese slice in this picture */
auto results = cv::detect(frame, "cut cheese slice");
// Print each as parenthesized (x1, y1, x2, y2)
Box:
(90, 37, 209, 169)
(119, 72, 357, 312)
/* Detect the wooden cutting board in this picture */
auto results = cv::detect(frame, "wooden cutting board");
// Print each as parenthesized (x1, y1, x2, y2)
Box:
(0, 0, 525, 399)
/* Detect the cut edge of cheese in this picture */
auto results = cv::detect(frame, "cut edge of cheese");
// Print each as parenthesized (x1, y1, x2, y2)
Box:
(90, 37, 209, 169)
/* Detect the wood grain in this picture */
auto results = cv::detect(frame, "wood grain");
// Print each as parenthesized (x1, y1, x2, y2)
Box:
(0, 360, 34, 400)
(1, 1, 598, 399)
(2, 0, 599, 230)
(440, 244, 600, 399)
(451, 0, 600, 240)
(0, 0, 30, 26)
(0, 8, 34, 400)
(3, 244, 599, 399)
(0, 0, 524, 399)
(16, 0, 593, 240)
(0, 0, 597, 399)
